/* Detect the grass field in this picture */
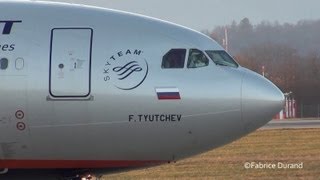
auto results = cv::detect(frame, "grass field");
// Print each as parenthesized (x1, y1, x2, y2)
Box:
(103, 129, 320, 179)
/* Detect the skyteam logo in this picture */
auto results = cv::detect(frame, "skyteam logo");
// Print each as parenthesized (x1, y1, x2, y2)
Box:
(103, 49, 149, 90)
(113, 61, 143, 80)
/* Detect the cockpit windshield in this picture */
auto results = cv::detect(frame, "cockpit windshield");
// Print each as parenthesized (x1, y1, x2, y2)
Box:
(205, 50, 238, 68)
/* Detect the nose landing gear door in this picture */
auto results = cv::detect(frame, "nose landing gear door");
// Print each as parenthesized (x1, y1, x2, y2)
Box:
(49, 28, 93, 100)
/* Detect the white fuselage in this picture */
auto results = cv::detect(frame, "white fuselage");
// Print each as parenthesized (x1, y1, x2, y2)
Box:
(0, 1, 284, 170)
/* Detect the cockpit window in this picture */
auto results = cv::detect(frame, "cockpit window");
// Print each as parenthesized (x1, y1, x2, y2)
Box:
(0, 58, 8, 70)
(162, 49, 186, 69)
(187, 49, 209, 68)
(205, 50, 238, 68)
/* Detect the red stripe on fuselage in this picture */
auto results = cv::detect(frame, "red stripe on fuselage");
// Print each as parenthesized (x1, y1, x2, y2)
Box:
(0, 160, 166, 169)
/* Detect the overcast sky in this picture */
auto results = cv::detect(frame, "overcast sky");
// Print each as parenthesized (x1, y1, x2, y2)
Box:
(42, 0, 320, 31)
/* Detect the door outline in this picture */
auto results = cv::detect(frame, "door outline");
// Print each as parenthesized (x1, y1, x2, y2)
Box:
(49, 27, 93, 98)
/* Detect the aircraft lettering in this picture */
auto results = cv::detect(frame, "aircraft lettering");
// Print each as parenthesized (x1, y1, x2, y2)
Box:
(129, 114, 182, 122)
(109, 49, 143, 61)
(104, 76, 110, 81)
(110, 55, 116, 60)
(0, 44, 15, 51)
(134, 50, 142, 55)
(126, 49, 131, 54)
(104, 62, 111, 81)
(0, 20, 22, 35)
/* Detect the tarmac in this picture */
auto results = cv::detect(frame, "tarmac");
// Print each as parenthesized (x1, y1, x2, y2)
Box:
(261, 119, 320, 129)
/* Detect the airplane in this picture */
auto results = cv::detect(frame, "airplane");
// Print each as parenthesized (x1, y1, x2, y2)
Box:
(0, 1, 284, 179)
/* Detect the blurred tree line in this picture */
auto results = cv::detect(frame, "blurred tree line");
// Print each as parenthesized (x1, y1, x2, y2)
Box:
(206, 18, 320, 105)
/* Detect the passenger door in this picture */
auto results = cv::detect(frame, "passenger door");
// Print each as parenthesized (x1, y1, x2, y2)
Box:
(49, 28, 93, 99)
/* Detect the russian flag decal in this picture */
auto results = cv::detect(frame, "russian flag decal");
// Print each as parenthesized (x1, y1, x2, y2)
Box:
(155, 87, 181, 100)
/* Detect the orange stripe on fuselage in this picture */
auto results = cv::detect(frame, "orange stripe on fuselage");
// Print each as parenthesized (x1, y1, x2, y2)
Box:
(0, 160, 165, 168)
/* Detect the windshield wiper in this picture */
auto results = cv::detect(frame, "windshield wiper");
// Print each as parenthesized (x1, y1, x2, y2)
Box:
(214, 61, 228, 66)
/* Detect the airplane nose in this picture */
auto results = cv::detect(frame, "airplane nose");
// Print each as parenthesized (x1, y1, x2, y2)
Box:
(241, 70, 285, 133)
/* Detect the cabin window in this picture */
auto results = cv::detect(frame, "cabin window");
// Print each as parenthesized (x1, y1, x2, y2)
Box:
(0, 58, 8, 70)
(187, 49, 209, 68)
(206, 50, 238, 68)
(162, 49, 186, 68)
